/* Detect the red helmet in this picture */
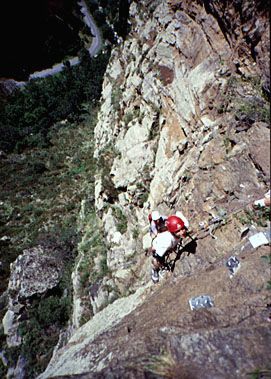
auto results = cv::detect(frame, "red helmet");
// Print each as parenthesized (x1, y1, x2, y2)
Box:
(166, 215, 184, 233)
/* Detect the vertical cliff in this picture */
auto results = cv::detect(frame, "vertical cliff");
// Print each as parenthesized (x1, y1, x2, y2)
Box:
(35, 0, 271, 377)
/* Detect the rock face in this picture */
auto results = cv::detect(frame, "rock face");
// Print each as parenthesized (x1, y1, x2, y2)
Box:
(40, 243, 271, 379)
(3, 246, 63, 348)
(8, 246, 62, 300)
(33, 0, 271, 377)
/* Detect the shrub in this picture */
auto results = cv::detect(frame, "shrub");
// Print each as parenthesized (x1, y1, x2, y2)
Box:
(237, 206, 270, 227)
(100, 255, 109, 277)
(18, 292, 72, 377)
(0, 360, 7, 378)
(235, 97, 270, 124)
(112, 206, 128, 234)
(123, 111, 134, 125)
(132, 228, 140, 239)
(111, 87, 122, 112)
(247, 368, 271, 379)
(144, 349, 194, 379)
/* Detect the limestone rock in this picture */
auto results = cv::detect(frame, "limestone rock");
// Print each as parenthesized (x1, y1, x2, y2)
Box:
(38, 285, 150, 379)
(3, 246, 63, 348)
(245, 122, 270, 180)
(8, 246, 62, 299)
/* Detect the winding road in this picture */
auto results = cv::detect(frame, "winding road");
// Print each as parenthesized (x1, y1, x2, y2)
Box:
(21, 0, 102, 82)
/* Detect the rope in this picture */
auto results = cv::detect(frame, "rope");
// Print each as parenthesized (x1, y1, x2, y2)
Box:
(187, 199, 268, 241)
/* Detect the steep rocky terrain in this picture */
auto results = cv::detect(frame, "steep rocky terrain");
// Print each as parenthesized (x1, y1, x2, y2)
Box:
(2, 0, 270, 378)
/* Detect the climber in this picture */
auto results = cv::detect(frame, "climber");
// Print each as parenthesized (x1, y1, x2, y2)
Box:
(148, 210, 167, 239)
(148, 210, 189, 239)
(150, 215, 188, 283)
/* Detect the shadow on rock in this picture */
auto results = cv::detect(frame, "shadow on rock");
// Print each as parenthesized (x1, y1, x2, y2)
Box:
(166, 238, 198, 272)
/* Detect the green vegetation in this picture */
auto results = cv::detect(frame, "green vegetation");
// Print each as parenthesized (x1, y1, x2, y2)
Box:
(0, 113, 99, 376)
(236, 206, 270, 227)
(100, 255, 109, 277)
(76, 209, 109, 324)
(247, 368, 271, 379)
(4, 346, 20, 373)
(216, 74, 270, 124)
(144, 349, 187, 378)
(223, 137, 232, 154)
(0, 48, 109, 296)
(111, 87, 122, 112)
(149, 111, 160, 140)
(0, 360, 6, 378)
(0, 2, 133, 374)
(261, 255, 271, 265)
(0, 50, 110, 153)
(132, 227, 140, 239)
(123, 108, 143, 125)
(85, 0, 130, 40)
(0, 51, 108, 374)
(181, 170, 192, 183)
(112, 206, 128, 234)
(18, 291, 72, 377)
(235, 96, 270, 124)
(96, 143, 121, 204)
(132, 167, 152, 208)
(123, 111, 134, 125)
(136, 190, 149, 208)
(0, 116, 97, 293)
(78, 214, 108, 286)
(0, 325, 7, 377)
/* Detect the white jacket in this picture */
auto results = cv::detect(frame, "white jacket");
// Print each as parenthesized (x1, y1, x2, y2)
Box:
(152, 231, 179, 257)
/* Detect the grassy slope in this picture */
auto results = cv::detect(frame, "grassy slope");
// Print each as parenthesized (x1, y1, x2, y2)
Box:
(0, 111, 98, 376)
(0, 110, 97, 293)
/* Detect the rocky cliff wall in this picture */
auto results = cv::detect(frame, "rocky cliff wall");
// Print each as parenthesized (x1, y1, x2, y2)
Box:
(38, 0, 270, 377)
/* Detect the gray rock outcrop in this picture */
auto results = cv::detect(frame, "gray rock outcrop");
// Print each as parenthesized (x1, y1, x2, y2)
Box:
(2, 246, 63, 348)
